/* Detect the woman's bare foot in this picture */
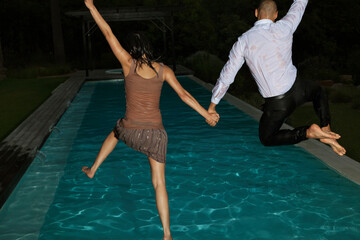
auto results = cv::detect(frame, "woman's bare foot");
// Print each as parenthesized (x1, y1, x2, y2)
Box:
(163, 236, 173, 240)
(82, 166, 95, 178)
(306, 124, 340, 139)
(320, 138, 346, 156)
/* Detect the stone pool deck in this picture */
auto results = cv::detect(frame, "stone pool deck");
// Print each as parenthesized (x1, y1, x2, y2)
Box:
(189, 75, 360, 186)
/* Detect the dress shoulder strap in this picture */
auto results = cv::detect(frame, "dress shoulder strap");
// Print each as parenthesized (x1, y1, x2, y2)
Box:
(129, 59, 137, 75)
(158, 63, 164, 82)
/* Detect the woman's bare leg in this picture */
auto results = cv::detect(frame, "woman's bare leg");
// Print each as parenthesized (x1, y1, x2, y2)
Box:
(148, 157, 172, 240)
(82, 131, 119, 178)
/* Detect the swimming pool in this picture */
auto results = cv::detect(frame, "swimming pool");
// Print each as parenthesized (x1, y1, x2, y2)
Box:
(0, 76, 359, 239)
(105, 68, 123, 75)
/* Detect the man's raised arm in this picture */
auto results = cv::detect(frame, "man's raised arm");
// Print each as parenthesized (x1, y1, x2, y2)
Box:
(278, 0, 308, 33)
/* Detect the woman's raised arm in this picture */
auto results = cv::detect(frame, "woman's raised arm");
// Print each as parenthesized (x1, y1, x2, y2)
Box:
(84, 0, 132, 74)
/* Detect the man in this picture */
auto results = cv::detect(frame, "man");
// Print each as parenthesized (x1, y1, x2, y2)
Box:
(208, 0, 346, 156)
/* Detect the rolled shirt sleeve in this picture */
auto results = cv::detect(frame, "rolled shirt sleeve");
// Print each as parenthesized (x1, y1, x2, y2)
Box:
(211, 38, 246, 104)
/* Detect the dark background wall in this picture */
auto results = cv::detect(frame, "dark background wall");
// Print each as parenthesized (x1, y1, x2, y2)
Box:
(0, 0, 359, 83)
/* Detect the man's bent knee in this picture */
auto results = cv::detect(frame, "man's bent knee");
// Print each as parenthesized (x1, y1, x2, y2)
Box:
(259, 135, 276, 146)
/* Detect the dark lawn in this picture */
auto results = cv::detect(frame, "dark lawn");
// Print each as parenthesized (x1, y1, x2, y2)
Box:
(286, 103, 360, 162)
(0, 77, 67, 140)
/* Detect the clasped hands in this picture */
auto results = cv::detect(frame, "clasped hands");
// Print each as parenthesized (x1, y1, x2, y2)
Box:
(206, 103, 220, 127)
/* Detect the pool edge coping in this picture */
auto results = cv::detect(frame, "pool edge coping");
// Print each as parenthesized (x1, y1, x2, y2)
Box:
(0, 71, 86, 209)
(187, 74, 360, 186)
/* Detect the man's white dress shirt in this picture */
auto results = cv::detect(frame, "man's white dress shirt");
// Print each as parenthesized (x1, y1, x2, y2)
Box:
(211, 0, 308, 104)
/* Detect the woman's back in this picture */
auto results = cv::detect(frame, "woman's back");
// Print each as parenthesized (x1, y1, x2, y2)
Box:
(122, 60, 165, 129)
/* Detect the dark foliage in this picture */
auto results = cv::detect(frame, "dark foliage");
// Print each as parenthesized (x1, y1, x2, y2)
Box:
(0, 0, 359, 83)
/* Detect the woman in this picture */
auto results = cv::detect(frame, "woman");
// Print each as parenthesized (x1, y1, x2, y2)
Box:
(81, 1, 219, 239)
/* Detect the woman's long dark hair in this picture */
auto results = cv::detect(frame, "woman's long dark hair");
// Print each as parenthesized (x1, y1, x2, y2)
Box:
(125, 32, 159, 75)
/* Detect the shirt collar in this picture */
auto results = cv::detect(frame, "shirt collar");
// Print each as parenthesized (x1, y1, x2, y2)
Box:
(254, 19, 274, 26)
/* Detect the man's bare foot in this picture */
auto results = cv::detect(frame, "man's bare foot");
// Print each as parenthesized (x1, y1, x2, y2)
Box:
(82, 166, 95, 178)
(321, 124, 332, 133)
(320, 138, 346, 156)
(306, 124, 340, 139)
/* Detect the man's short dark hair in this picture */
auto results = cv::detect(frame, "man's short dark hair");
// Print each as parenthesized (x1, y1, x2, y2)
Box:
(258, 0, 278, 15)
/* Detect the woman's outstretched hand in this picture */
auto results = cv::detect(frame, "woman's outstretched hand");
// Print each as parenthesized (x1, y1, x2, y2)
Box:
(206, 112, 220, 127)
(84, 0, 94, 9)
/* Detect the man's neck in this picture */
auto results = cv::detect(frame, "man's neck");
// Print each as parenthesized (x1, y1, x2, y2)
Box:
(258, 16, 275, 22)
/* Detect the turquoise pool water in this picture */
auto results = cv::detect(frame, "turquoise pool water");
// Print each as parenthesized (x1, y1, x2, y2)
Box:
(0, 76, 359, 240)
